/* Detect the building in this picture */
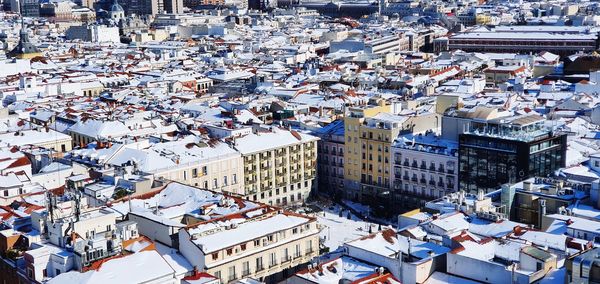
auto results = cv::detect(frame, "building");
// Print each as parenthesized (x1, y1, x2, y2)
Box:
(313, 120, 345, 199)
(329, 34, 410, 56)
(145, 140, 245, 196)
(343, 101, 392, 202)
(484, 65, 529, 85)
(179, 206, 320, 283)
(458, 114, 567, 194)
(39, 2, 73, 20)
(163, 0, 183, 14)
(568, 247, 600, 283)
(7, 21, 41, 59)
(10, 0, 39, 16)
(507, 177, 590, 228)
(120, 0, 163, 16)
(232, 127, 318, 206)
(449, 26, 598, 56)
(108, 0, 125, 21)
(65, 25, 121, 44)
(391, 132, 458, 209)
(0, 129, 72, 153)
(344, 100, 438, 212)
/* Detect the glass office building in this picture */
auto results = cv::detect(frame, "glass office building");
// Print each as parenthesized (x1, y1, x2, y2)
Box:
(458, 114, 567, 193)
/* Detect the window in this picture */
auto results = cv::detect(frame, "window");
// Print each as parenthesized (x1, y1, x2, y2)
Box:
(306, 240, 313, 254)
(212, 252, 218, 260)
(295, 244, 301, 257)
(203, 181, 208, 189)
(213, 178, 218, 189)
(242, 261, 250, 276)
(223, 176, 228, 186)
(233, 174, 237, 184)
(254, 240, 260, 247)
(292, 228, 298, 234)
(227, 248, 233, 255)
(192, 168, 198, 178)
(256, 257, 264, 271)
(202, 166, 208, 175)
(228, 266, 236, 281)
(282, 248, 289, 261)
(267, 235, 274, 242)
(269, 252, 277, 267)
(214, 271, 221, 280)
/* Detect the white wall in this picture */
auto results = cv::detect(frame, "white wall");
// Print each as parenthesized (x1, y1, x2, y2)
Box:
(344, 244, 401, 278)
(128, 213, 180, 246)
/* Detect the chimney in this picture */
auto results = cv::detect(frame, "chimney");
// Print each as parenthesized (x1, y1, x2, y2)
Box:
(523, 181, 532, 191)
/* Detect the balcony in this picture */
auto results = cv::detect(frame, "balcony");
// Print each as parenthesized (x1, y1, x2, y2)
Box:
(429, 165, 436, 171)
(438, 166, 445, 173)
(403, 161, 409, 167)
(403, 175, 409, 181)
(437, 181, 444, 187)
(242, 270, 251, 277)
(281, 256, 291, 263)
(419, 178, 427, 184)
(447, 169, 455, 175)
(256, 265, 264, 272)
(429, 180, 436, 186)
(411, 177, 418, 182)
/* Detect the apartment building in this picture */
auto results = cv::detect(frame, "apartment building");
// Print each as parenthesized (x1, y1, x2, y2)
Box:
(344, 100, 439, 207)
(391, 132, 458, 209)
(0, 129, 72, 153)
(343, 101, 391, 200)
(364, 34, 410, 55)
(313, 120, 345, 199)
(146, 141, 245, 196)
(233, 127, 318, 206)
(179, 206, 320, 283)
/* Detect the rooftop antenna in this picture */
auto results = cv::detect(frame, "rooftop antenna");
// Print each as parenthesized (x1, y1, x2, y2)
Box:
(73, 189, 81, 222)
(46, 189, 55, 223)
(407, 237, 411, 260)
